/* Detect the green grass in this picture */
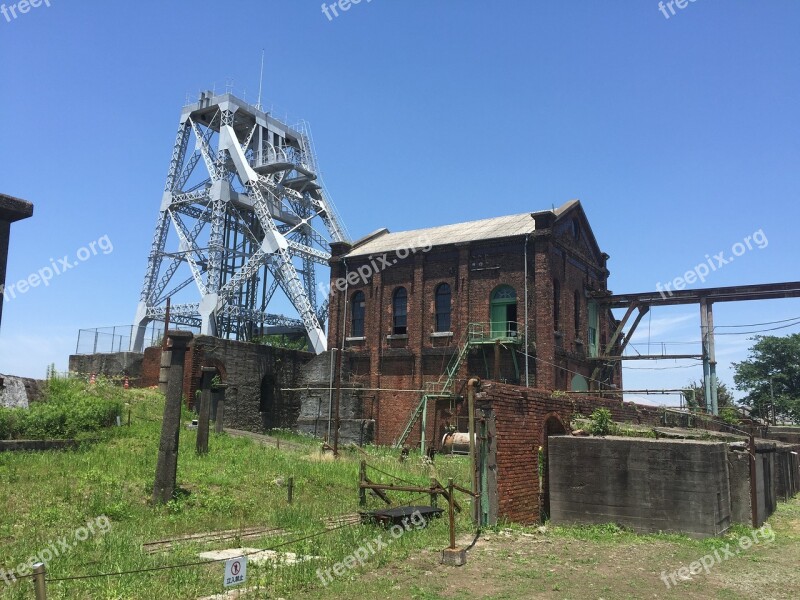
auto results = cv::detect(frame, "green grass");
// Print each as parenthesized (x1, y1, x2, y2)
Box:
(0, 388, 471, 599)
(0, 378, 123, 440)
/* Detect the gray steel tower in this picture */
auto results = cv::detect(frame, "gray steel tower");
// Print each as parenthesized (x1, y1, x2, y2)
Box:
(132, 92, 348, 353)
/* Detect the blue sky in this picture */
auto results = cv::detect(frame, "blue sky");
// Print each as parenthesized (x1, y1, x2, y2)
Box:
(1, 1, 798, 405)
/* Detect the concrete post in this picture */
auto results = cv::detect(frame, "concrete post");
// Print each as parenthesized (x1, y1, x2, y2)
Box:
(153, 331, 193, 505)
(0, 193, 34, 331)
(196, 366, 215, 455)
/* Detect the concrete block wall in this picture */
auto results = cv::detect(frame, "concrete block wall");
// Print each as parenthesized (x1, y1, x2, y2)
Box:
(69, 352, 144, 383)
(293, 350, 373, 446)
(548, 436, 732, 537)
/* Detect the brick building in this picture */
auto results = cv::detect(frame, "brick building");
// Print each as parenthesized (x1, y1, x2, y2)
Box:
(327, 199, 621, 447)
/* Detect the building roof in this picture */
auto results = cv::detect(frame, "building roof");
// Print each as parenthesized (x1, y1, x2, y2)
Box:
(345, 212, 538, 258)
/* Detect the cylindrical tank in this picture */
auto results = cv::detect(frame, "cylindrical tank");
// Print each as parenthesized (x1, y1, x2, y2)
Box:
(441, 431, 473, 455)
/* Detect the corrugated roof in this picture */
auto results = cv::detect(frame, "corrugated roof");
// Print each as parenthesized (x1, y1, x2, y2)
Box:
(345, 212, 537, 258)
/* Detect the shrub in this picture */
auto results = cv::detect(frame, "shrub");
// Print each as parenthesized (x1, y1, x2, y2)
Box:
(0, 377, 122, 440)
(589, 408, 614, 436)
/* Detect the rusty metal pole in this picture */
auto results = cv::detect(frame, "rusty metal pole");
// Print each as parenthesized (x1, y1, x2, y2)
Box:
(468, 378, 479, 523)
(162, 298, 171, 350)
(448, 478, 456, 550)
(196, 367, 215, 455)
(153, 331, 193, 505)
(32, 563, 46, 600)
(333, 346, 343, 457)
(749, 434, 759, 527)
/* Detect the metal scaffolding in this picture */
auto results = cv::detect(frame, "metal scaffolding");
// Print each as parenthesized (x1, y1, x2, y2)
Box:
(132, 92, 349, 353)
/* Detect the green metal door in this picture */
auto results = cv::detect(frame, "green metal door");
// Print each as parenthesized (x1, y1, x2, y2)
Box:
(490, 285, 517, 339)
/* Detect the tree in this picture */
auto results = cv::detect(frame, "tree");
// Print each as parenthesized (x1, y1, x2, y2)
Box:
(682, 380, 734, 412)
(733, 334, 800, 424)
(251, 334, 309, 352)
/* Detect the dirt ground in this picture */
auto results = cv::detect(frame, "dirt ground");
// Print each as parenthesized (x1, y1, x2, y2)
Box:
(291, 497, 800, 600)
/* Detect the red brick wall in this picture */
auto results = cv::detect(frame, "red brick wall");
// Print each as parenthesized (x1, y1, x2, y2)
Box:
(477, 382, 729, 524)
(327, 205, 618, 446)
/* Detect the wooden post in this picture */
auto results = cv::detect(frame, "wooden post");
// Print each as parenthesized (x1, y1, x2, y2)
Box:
(153, 331, 193, 505)
(288, 477, 294, 504)
(196, 367, 215, 455)
(430, 477, 438, 509)
(359, 461, 367, 507)
(448, 478, 456, 550)
(127, 405, 132, 427)
(33, 562, 46, 600)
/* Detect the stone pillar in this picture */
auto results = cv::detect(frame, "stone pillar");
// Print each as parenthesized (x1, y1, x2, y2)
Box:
(196, 366, 215, 455)
(0, 194, 34, 330)
(153, 331, 193, 505)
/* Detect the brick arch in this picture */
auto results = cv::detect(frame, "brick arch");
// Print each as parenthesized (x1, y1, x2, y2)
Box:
(539, 412, 568, 523)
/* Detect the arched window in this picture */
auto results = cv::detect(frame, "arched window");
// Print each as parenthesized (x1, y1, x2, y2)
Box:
(553, 279, 561, 332)
(392, 287, 407, 335)
(490, 285, 517, 339)
(435, 283, 451, 332)
(351, 291, 365, 337)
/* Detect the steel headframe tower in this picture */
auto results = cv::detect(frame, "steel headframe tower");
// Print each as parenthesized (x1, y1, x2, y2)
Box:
(132, 91, 348, 353)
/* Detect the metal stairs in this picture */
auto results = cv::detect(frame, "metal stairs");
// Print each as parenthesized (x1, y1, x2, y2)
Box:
(394, 326, 479, 451)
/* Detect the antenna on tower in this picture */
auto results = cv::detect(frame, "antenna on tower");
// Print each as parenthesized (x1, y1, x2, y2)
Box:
(256, 49, 265, 111)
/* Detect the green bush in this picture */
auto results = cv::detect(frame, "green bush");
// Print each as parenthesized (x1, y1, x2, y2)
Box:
(589, 408, 614, 436)
(0, 377, 122, 440)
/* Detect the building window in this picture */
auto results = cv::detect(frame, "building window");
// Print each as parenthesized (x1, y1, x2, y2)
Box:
(351, 291, 365, 337)
(435, 283, 451, 332)
(553, 280, 561, 332)
(490, 285, 517, 339)
(392, 287, 407, 335)
(573, 290, 581, 336)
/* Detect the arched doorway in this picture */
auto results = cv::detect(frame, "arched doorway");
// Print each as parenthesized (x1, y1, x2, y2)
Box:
(490, 285, 517, 339)
(539, 413, 567, 522)
(260, 374, 278, 430)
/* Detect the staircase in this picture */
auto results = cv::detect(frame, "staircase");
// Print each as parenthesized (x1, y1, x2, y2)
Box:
(394, 327, 476, 450)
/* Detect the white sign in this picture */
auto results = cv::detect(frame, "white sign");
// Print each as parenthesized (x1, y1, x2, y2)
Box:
(224, 556, 247, 587)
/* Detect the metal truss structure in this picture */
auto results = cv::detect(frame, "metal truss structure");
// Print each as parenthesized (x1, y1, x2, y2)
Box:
(132, 91, 348, 353)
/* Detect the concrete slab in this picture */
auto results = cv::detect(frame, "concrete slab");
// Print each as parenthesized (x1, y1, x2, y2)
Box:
(198, 547, 317, 566)
(441, 547, 467, 566)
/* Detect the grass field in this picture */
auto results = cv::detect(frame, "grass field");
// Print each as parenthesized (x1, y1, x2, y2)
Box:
(0, 386, 471, 599)
(1, 385, 798, 599)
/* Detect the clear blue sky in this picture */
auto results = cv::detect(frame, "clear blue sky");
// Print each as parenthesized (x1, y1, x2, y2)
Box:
(1, 1, 798, 405)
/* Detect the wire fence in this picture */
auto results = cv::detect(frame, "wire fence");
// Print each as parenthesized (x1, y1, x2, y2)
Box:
(74, 323, 166, 355)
